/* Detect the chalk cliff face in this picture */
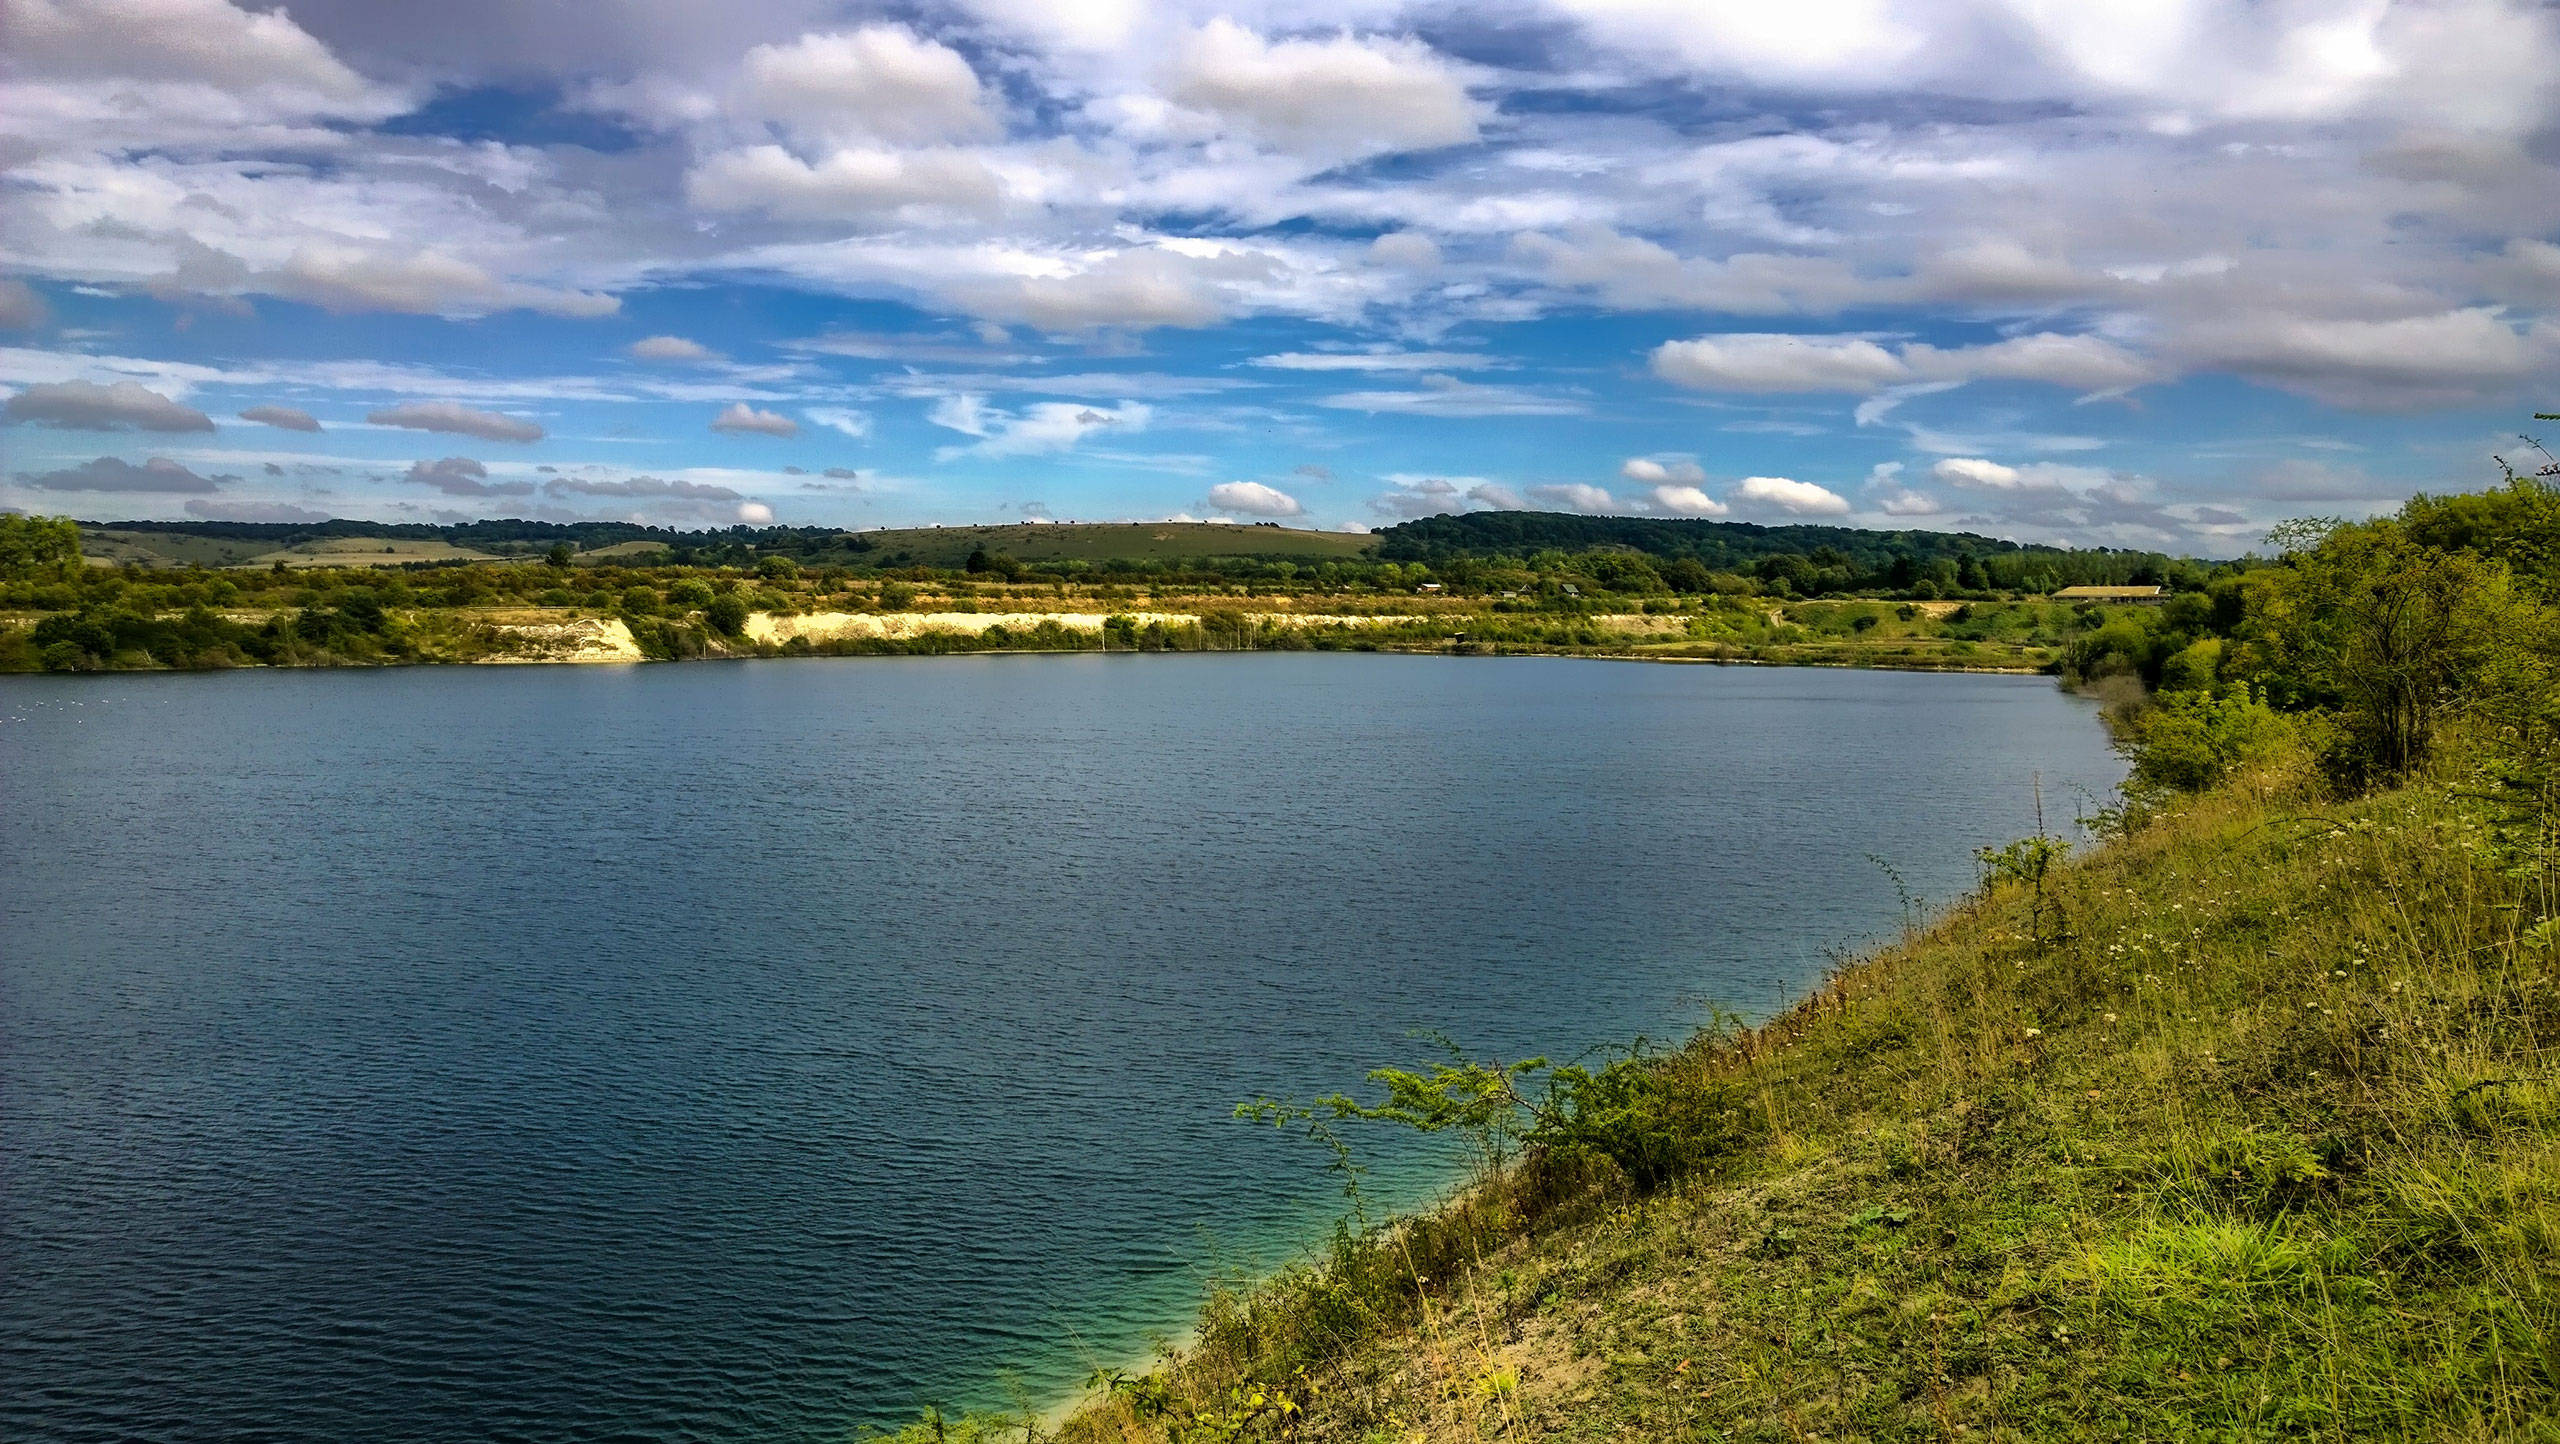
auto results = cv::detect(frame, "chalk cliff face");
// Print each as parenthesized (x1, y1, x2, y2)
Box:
(484, 617, 643, 662)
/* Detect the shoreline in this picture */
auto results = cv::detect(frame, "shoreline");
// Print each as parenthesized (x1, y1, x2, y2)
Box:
(4, 604, 2063, 678)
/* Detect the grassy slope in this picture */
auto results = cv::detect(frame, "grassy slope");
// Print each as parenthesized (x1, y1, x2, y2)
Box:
(1045, 770, 2560, 1443)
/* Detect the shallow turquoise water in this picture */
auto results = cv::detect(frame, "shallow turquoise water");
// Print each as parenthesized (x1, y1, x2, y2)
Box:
(0, 655, 2121, 1441)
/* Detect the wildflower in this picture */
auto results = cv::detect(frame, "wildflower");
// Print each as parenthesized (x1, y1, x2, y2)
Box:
(2024, 1028, 2042, 1038)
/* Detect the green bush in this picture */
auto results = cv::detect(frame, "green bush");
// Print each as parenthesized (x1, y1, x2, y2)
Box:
(703, 593, 749, 636)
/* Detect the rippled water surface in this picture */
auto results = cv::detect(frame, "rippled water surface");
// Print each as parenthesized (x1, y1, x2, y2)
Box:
(1, 656, 2120, 1442)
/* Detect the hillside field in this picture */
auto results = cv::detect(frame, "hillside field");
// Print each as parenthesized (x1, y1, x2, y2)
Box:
(852, 522, 1380, 568)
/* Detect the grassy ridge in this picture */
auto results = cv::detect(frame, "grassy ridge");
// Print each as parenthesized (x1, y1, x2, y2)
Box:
(911, 762, 2560, 1442)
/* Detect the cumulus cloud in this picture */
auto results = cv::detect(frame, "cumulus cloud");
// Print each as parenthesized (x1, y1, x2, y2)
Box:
(927, 395, 1149, 459)
(1875, 489, 1943, 516)
(1166, 20, 1479, 161)
(1205, 480, 1303, 517)
(628, 335, 717, 363)
(1652, 334, 1911, 393)
(13, 454, 218, 492)
(1528, 483, 1617, 513)
(685, 144, 1004, 226)
(401, 456, 533, 497)
(736, 25, 996, 146)
(738, 502, 774, 523)
(1646, 485, 1728, 516)
(1731, 476, 1850, 515)
(10, 0, 378, 97)
(239, 403, 320, 431)
(368, 402, 544, 443)
(274, 247, 617, 319)
(944, 247, 1267, 331)
(709, 402, 800, 438)
(2178, 307, 2552, 409)
(1621, 457, 1707, 484)
(1652, 331, 2162, 396)
(1367, 476, 1525, 518)
(5, 379, 213, 432)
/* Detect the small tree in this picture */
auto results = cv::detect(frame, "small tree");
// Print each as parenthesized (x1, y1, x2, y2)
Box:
(703, 593, 749, 636)
(546, 542, 573, 569)
(0, 514, 81, 577)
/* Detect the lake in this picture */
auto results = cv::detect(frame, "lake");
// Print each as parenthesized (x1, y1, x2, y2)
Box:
(0, 655, 2122, 1442)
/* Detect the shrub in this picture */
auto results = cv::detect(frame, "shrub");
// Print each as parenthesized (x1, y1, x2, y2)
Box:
(703, 593, 749, 636)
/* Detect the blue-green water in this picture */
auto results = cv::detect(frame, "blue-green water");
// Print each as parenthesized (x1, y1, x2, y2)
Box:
(0, 655, 2121, 1442)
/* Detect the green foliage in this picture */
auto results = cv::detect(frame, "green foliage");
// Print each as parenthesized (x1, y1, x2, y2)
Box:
(702, 593, 749, 636)
(2124, 685, 2298, 795)
(0, 514, 82, 577)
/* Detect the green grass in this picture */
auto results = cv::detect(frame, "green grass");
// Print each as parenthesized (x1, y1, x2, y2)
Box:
(77, 527, 282, 569)
(981, 760, 2560, 1443)
(853, 522, 1380, 568)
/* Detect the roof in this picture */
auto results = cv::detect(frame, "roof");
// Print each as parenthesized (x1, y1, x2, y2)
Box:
(2054, 585, 2165, 599)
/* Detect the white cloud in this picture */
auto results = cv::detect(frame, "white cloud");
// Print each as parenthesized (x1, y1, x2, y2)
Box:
(736, 26, 996, 147)
(1528, 482, 1617, 513)
(805, 407, 872, 438)
(1732, 475, 1850, 514)
(8, 0, 378, 98)
(628, 335, 717, 363)
(738, 502, 774, 523)
(1205, 480, 1304, 517)
(1621, 457, 1707, 484)
(1905, 333, 2163, 391)
(1319, 374, 1585, 417)
(1165, 20, 1480, 161)
(1651, 334, 1911, 393)
(1368, 232, 1441, 270)
(2178, 307, 2552, 409)
(274, 246, 618, 319)
(1654, 330, 2164, 396)
(368, 402, 544, 443)
(710, 402, 800, 438)
(1368, 475, 1523, 518)
(685, 145, 1004, 226)
(1647, 484, 1728, 516)
(5, 378, 212, 431)
(927, 395, 1150, 458)
(1934, 457, 2033, 489)
(1251, 350, 1498, 372)
(1874, 488, 1942, 516)
(941, 247, 1266, 331)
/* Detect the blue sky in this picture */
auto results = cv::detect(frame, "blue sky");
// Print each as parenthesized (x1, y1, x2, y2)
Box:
(4, 0, 2557, 554)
